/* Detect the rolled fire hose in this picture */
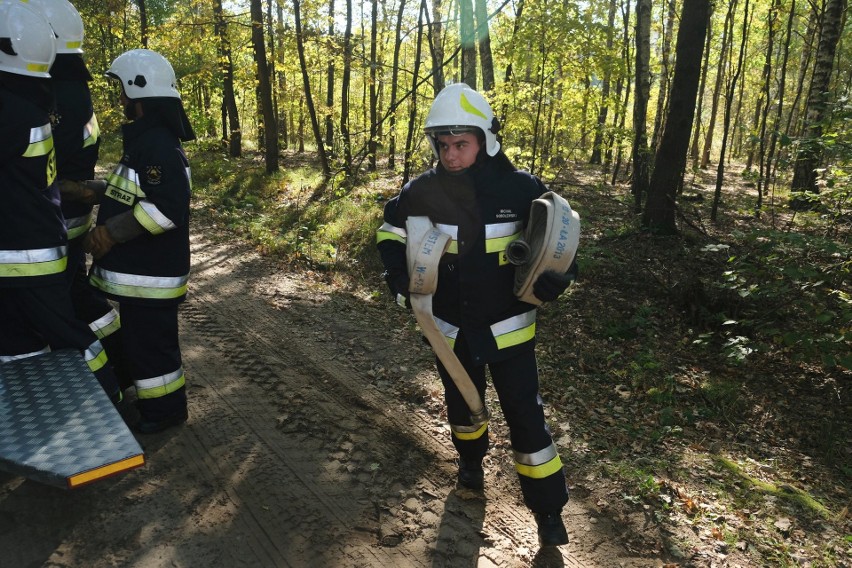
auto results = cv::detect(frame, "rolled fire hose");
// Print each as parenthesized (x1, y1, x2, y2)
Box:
(406, 217, 489, 425)
(506, 191, 581, 306)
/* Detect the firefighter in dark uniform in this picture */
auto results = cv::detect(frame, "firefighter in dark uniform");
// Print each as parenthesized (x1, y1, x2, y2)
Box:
(30, 0, 130, 390)
(83, 48, 195, 434)
(0, 1, 120, 403)
(376, 83, 576, 547)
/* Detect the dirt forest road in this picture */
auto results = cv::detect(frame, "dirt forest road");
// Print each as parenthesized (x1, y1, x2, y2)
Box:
(0, 219, 663, 568)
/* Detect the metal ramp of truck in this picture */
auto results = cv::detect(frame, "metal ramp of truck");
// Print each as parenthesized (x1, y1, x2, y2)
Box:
(0, 349, 144, 489)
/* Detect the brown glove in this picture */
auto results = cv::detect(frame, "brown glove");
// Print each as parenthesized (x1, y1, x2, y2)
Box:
(57, 179, 98, 204)
(83, 225, 117, 259)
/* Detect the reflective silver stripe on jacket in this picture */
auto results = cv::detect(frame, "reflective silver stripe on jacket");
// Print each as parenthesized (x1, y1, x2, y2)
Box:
(433, 315, 460, 347)
(135, 367, 186, 399)
(491, 309, 537, 349)
(134, 200, 177, 235)
(376, 222, 407, 244)
(485, 221, 523, 256)
(0, 246, 68, 278)
(105, 164, 144, 205)
(82, 112, 100, 149)
(22, 124, 53, 157)
(65, 212, 94, 240)
(90, 266, 189, 300)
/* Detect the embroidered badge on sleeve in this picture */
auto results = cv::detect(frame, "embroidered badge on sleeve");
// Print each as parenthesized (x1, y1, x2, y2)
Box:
(146, 165, 163, 185)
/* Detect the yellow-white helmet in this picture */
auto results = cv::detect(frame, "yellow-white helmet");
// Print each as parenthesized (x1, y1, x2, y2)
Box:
(424, 83, 500, 157)
(106, 48, 180, 99)
(0, 1, 56, 78)
(23, 0, 84, 54)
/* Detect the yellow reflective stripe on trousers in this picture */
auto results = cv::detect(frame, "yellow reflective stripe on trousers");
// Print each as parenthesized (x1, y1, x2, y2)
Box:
(65, 212, 94, 240)
(84, 340, 108, 372)
(136, 368, 185, 399)
(22, 124, 53, 157)
(89, 308, 121, 339)
(433, 315, 459, 348)
(491, 310, 536, 349)
(451, 421, 489, 441)
(90, 266, 189, 300)
(0, 246, 68, 278)
(376, 222, 406, 244)
(82, 112, 100, 149)
(514, 443, 563, 479)
(133, 200, 177, 235)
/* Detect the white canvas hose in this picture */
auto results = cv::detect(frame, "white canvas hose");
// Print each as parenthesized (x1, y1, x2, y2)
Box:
(506, 191, 581, 306)
(406, 217, 489, 425)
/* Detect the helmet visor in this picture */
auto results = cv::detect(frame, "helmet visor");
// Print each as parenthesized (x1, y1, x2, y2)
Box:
(424, 125, 479, 137)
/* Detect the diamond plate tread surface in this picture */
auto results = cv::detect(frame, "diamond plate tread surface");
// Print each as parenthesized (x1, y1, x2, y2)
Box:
(0, 349, 144, 489)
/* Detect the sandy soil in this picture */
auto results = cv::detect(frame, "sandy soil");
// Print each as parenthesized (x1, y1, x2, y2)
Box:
(0, 219, 667, 568)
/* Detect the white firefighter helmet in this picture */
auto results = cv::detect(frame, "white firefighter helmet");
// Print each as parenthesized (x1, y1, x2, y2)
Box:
(424, 83, 500, 158)
(106, 48, 180, 99)
(24, 0, 85, 54)
(0, 1, 56, 78)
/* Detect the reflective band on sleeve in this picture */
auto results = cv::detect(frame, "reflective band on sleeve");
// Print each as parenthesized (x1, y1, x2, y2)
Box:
(135, 368, 185, 399)
(0, 246, 68, 278)
(22, 124, 53, 157)
(89, 309, 121, 339)
(133, 200, 177, 234)
(514, 443, 564, 479)
(491, 310, 536, 349)
(65, 212, 94, 240)
(435, 223, 459, 254)
(105, 164, 143, 205)
(82, 113, 100, 149)
(0, 346, 50, 362)
(433, 315, 459, 348)
(376, 222, 407, 244)
(451, 421, 488, 440)
(84, 340, 108, 373)
(89, 266, 189, 300)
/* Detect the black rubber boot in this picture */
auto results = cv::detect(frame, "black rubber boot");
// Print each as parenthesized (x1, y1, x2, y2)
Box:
(535, 510, 569, 547)
(457, 457, 484, 490)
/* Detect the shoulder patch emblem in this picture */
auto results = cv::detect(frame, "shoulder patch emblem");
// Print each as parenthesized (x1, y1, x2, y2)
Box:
(146, 165, 163, 185)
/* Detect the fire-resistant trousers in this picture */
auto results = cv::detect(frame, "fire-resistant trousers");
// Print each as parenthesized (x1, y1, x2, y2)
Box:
(435, 331, 569, 514)
(0, 285, 120, 401)
(117, 302, 187, 422)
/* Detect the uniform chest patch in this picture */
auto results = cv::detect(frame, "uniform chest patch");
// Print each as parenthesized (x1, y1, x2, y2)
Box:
(495, 208, 517, 219)
(146, 165, 163, 185)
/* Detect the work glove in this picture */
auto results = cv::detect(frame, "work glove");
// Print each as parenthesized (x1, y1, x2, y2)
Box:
(57, 179, 107, 205)
(532, 261, 578, 303)
(83, 225, 117, 259)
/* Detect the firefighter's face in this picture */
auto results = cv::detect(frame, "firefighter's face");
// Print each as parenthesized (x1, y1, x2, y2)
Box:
(118, 89, 142, 120)
(436, 132, 481, 172)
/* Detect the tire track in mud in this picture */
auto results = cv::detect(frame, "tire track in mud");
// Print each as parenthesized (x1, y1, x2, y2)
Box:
(183, 234, 597, 568)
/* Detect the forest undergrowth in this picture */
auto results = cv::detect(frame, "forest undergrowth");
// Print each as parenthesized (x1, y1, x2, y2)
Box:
(191, 145, 851, 567)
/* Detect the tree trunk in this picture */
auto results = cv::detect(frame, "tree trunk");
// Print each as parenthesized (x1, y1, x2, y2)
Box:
(138, 0, 149, 48)
(325, 0, 336, 151)
(403, 0, 427, 184)
(213, 0, 241, 157)
(250, 0, 278, 173)
(474, 0, 494, 92)
(459, 0, 477, 88)
(430, 0, 445, 93)
(790, 0, 847, 208)
(388, 0, 406, 170)
(276, 3, 288, 149)
(651, 0, 676, 152)
(643, 0, 710, 233)
(368, 0, 379, 170)
(689, 12, 713, 171)
(631, 0, 651, 212)
(701, 1, 734, 169)
(754, 0, 780, 213)
(293, 0, 330, 178)
(341, 0, 354, 172)
(590, 0, 617, 165)
(711, 0, 750, 222)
